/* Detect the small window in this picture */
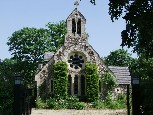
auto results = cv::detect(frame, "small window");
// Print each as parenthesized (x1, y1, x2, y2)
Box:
(77, 19, 81, 35)
(74, 75, 78, 95)
(72, 19, 76, 34)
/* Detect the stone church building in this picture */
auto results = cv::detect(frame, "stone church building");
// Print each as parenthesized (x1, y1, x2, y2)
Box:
(35, 2, 131, 98)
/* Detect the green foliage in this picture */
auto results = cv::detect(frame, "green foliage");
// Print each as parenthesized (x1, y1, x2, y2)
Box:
(130, 57, 153, 79)
(0, 58, 16, 115)
(106, 93, 126, 109)
(47, 21, 66, 52)
(36, 97, 47, 109)
(85, 62, 99, 102)
(7, 21, 66, 86)
(91, 100, 105, 109)
(47, 98, 68, 110)
(92, 93, 126, 109)
(104, 49, 133, 67)
(102, 71, 116, 97)
(54, 61, 68, 99)
(44, 96, 85, 110)
(66, 96, 79, 109)
(109, 0, 153, 58)
(73, 102, 86, 110)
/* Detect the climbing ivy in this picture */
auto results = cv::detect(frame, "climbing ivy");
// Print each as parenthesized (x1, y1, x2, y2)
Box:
(53, 61, 68, 99)
(85, 62, 99, 102)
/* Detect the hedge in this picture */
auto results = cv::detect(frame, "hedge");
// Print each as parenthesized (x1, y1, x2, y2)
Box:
(54, 61, 68, 99)
(85, 62, 99, 102)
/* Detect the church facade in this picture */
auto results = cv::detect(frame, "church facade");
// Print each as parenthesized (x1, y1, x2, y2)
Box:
(35, 6, 131, 98)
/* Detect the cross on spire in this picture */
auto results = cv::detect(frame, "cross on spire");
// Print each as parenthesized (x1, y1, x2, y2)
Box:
(74, 1, 79, 8)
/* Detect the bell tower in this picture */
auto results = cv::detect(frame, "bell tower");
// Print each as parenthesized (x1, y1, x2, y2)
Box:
(66, 1, 86, 36)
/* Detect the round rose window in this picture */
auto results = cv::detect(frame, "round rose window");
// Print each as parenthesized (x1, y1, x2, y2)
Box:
(68, 54, 84, 69)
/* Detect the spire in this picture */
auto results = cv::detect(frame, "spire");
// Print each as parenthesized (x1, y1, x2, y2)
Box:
(74, 0, 79, 9)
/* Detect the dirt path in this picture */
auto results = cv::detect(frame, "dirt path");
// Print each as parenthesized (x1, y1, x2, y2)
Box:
(31, 109, 126, 115)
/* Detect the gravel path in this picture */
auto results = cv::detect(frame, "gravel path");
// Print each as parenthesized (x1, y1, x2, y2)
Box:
(31, 109, 126, 115)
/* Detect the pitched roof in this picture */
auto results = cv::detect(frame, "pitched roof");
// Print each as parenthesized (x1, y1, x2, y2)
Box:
(108, 66, 131, 85)
(66, 8, 86, 21)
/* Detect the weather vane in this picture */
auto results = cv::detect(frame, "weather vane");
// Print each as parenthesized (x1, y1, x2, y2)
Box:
(74, 0, 79, 8)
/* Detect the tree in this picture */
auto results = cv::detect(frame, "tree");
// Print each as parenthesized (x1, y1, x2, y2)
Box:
(7, 21, 66, 86)
(130, 57, 153, 79)
(108, 0, 153, 58)
(0, 58, 17, 114)
(104, 49, 133, 67)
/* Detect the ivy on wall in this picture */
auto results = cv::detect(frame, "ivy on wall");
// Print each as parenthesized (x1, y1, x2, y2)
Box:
(85, 62, 99, 102)
(53, 61, 68, 99)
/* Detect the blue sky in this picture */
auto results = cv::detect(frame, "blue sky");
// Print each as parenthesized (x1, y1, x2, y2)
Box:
(0, 0, 137, 60)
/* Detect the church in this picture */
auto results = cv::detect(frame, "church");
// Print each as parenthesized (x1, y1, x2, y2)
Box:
(35, 1, 131, 98)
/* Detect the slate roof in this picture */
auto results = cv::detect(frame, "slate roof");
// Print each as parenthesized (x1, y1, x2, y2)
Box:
(108, 66, 131, 85)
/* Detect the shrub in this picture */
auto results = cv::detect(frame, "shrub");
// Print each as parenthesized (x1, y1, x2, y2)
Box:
(46, 98, 57, 109)
(73, 102, 86, 110)
(92, 100, 105, 109)
(66, 96, 79, 109)
(104, 93, 126, 109)
(36, 97, 47, 109)
(102, 71, 116, 98)
(46, 97, 68, 109)
(85, 62, 99, 102)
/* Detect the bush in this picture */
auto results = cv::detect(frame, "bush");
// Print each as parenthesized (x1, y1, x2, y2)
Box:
(36, 97, 47, 109)
(92, 100, 105, 109)
(73, 102, 86, 110)
(46, 96, 86, 110)
(104, 93, 126, 109)
(46, 98, 57, 109)
(66, 96, 79, 109)
(46, 97, 68, 109)
(102, 72, 116, 98)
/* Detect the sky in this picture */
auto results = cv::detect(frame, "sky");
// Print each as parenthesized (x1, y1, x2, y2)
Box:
(0, 0, 137, 60)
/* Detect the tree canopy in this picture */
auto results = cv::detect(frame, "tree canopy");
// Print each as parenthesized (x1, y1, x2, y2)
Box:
(108, 0, 153, 58)
(7, 21, 66, 86)
(104, 49, 133, 67)
(0, 58, 16, 114)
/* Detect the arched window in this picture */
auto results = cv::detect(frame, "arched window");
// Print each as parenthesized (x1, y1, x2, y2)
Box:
(77, 19, 81, 35)
(72, 19, 76, 35)
(81, 75, 85, 96)
(68, 75, 71, 95)
(72, 18, 81, 36)
(74, 75, 78, 95)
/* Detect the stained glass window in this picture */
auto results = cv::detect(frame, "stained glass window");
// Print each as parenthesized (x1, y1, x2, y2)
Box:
(68, 54, 84, 69)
